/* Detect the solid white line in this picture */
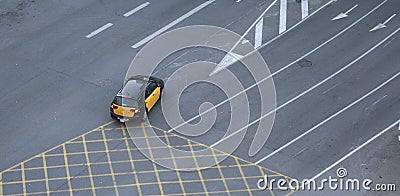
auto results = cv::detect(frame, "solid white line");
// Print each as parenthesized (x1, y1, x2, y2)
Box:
(255, 17, 264, 48)
(209, 0, 278, 75)
(345, 4, 358, 15)
(255, 27, 400, 165)
(398, 120, 400, 130)
(218, 27, 400, 152)
(311, 119, 400, 181)
(131, 0, 215, 48)
(301, 0, 309, 19)
(262, 0, 333, 47)
(383, 14, 396, 25)
(85, 23, 113, 38)
(279, 0, 287, 34)
(123, 2, 150, 17)
(167, 0, 387, 134)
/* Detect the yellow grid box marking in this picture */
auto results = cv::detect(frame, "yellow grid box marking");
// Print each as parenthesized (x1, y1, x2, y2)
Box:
(0, 172, 2, 196)
(235, 157, 252, 195)
(163, 131, 186, 194)
(42, 154, 50, 195)
(82, 134, 96, 195)
(0, 121, 297, 195)
(187, 139, 209, 196)
(140, 124, 164, 195)
(121, 125, 142, 196)
(100, 126, 120, 196)
(62, 144, 73, 196)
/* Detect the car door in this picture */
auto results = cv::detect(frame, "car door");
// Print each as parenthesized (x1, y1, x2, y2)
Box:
(145, 81, 161, 111)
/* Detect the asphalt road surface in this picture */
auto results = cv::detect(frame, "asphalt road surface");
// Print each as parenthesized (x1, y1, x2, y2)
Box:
(0, 0, 399, 195)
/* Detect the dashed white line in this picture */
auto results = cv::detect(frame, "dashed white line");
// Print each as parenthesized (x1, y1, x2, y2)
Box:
(279, 0, 287, 34)
(255, 27, 400, 165)
(311, 119, 400, 180)
(168, 0, 387, 134)
(131, 0, 215, 49)
(254, 17, 264, 48)
(123, 2, 150, 17)
(85, 23, 113, 38)
(321, 82, 341, 95)
(301, 0, 309, 19)
(366, 94, 387, 110)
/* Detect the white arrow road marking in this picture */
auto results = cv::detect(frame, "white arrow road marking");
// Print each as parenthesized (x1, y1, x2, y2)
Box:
(332, 4, 358, 21)
(279, 0, 287, 34)
(123, 2, 150, 17)
(85, 23, 113, 38)
(255, 27, 400, 165)
(131, 0, 215, 48)
(301, 0, 309, 19)
(255, 17, 264, 48)
(217, 52, 244, 69)
(370, 14, 396, 32)
(311, 119, 400, 181)
(209, 0, 278, 76)
(169, 0, 387, 137)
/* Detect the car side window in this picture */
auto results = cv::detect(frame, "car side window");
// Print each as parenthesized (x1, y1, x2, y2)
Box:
(145, 81, 157, 98)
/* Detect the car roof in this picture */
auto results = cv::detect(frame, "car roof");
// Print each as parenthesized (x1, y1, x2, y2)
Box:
(118, 78, 146, 99)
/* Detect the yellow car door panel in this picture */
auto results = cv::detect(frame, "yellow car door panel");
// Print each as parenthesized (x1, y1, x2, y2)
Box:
(145, 87, 161, 111)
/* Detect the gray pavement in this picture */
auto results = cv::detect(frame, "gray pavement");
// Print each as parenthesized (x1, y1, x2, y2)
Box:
(0, 0, 399, 195)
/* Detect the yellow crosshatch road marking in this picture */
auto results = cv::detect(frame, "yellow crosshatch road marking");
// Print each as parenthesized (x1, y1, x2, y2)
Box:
(42, 154, 50, 195)
(0, 172, 3, 196)
(121, 126, 142, 196)
(0, 121, 298, 195)
(101, 126, 120, 196)
(62, 144, 73, 196)
(82, 134, 96, 195)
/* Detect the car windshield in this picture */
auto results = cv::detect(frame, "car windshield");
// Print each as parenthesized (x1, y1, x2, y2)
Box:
(113, 96, 138, 107)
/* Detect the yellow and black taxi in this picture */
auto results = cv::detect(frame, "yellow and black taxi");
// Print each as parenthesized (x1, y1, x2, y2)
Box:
(110, 75, 164, 122)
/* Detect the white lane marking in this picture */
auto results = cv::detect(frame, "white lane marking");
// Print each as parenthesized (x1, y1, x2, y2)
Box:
(211, 0, 333, 75)
(236, 0, 242, 2)
(321, 82, 341, 95)
(279, 0, 287, 34)
(398, 121, 400, 142)
(219, 52, 244, 67)
(255, 17, 264, 48)
(168, 0, 387, 134)
(370, 14, 396, 32)
(255, 27, 400, 164)
(131, 0, 215, 48)
(210, 0, 279, 76)
(332, 4, 358, 21)
(365, 95, 387, 110)
(123, 2, 150, 17)
(219, 27, 400, 153)
(262, 0, 333, 47)
(301, 0, 309, 19)
(311, 119, 400, 181)
(85, 23, 113, 38)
